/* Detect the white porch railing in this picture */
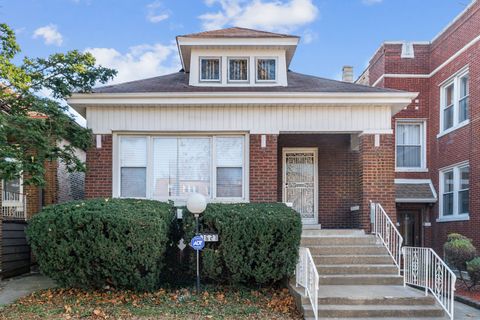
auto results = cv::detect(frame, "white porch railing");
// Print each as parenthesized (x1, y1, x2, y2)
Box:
(371, 202, 403, 274)
(403, 247, 456, 320)
(2, 191, 27, 221)
(296, 247, 319, 320)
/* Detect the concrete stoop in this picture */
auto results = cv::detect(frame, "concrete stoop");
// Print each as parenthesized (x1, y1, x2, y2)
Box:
(290, 229, 446, 319)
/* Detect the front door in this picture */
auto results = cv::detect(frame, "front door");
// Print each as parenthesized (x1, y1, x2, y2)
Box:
(398, 210, 422, 247)
(283, 148, 318, 224)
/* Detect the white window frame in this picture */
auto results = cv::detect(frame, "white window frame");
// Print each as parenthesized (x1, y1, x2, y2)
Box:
(255, 57, 277, 83)
(438, 161, 470, 222)
(113, 133, 249, 203)
(438, 68, 469, 137)
(118, 136, 149, 199)
(199, 57, 221, 82)
(395, 120, 427, 172)
(2, 176, 24, 207)
(227, 57, 249, 83)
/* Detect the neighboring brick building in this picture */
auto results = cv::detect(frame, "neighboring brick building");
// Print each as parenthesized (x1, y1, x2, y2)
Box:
(358, 0, 480, 253)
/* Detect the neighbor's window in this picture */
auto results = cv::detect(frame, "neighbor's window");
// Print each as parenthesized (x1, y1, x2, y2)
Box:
(119, 137, 147, 198)
(396, 121, 425, 170)
(200, 58, 221, 81)
(256, 58, 276, 81)
(118, 135, 246, 200)
(228, 58, 248, 82)
(440, 163, 469, 220)
(441, 70, 469, 133)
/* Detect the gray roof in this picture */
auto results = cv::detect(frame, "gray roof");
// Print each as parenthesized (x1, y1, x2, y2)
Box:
(395, 182, 437, 203)
(178, 27, 298, 39)
(92, 71, 401, 94)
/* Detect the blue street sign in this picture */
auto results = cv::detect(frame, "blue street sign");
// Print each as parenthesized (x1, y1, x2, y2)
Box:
(190, 235, 205, 251)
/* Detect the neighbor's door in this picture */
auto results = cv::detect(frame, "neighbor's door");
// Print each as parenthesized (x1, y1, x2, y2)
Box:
(283, 148, 318, 225)
(398, 210, 422, 247)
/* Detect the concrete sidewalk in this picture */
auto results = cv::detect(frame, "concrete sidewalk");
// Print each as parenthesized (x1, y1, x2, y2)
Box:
(0, 273, 56, 306)
(455, 300, 480, 319)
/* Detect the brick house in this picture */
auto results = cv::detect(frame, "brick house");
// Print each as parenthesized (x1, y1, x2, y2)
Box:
(1, 141, 85, 278)
(68, 27, 416, 231)
(357, 0, 479, 253)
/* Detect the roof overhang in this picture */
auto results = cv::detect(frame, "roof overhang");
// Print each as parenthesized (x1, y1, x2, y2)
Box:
(68, 91, 418, 117)
(395, 179, 438, 204)
(176, 37, 299, 72)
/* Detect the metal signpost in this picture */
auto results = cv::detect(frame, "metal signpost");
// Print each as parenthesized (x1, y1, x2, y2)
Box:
(190, 234, 205, 294)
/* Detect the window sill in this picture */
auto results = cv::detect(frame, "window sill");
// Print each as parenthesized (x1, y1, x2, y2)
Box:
(395, 168, 428, 173)
(437, 120, 470, 138)
(436, 215, 470, 223)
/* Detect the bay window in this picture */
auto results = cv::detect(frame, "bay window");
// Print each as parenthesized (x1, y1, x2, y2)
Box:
(117, 135, 246, 201)
(396, 121, 425, 170)
(440, 69, 469, 134)
(439, 163, 469, 221)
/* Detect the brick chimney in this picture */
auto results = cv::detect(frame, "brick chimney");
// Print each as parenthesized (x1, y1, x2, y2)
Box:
(342, 66, 354, 82)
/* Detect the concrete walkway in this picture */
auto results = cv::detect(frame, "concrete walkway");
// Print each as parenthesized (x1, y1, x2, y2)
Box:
(455, 300, 480, 319)
(0, 273, 56, 306)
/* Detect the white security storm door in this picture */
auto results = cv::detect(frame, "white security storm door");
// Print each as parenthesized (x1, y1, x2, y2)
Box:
(283, 148, 318, 225)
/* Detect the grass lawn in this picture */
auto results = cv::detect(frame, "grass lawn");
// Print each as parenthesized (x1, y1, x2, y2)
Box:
(0, 285, 301, 319)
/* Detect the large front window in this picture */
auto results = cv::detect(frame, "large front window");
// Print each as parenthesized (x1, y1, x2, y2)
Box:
(439, 163, 469, 221)
(396, 121, 425, 170)
(440, 69, 469, 133)
(118, 135, 246, 200)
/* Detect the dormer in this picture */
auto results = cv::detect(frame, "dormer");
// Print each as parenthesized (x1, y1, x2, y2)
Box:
(176, 27, 299, 87)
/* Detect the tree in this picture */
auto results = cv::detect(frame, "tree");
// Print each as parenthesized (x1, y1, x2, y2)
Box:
(0, 23, 116, 186)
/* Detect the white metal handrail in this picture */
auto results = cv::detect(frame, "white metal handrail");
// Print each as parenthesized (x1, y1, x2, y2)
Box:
(296, 247, 319, 320)
(403, 247, 456, 320)
(2, 191, 27, 221)
(371, 202, 403, 274)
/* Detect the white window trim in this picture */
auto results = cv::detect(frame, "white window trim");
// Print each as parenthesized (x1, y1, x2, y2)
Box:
(255, 57, 277, 83)
(437, 161, 470, 222)
(395, 120, 427, 172)
(227, 57, 249, 83)
(199, 57, 221, 82)
(113, 133, 249, 203)
(438, 68, 469, 137)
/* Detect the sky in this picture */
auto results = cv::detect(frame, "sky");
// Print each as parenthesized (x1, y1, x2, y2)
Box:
(0, 0, 473, 121)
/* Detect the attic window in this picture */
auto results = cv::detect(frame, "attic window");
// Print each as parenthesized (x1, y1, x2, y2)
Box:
(228, 58, 248, 82)
(200, 58, 221, 82)
(256, 58, 276, 82)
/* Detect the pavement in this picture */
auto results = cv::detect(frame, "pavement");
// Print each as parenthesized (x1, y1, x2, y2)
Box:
(455, 300, 480, 319)
(0, 272, 56, 306)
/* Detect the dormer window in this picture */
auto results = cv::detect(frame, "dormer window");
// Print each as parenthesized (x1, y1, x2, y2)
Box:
(228, 58, 249, 82)
(256, 58, 276, 82)
(200, 57, 221, 82)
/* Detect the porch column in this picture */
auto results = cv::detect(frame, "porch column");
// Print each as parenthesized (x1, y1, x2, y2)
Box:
(249, 134, 278, 202)
(359, 133, 396, 231)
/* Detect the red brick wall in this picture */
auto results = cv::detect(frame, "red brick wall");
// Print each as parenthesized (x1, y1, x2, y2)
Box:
(359, 134, 396, 230)
(249, 134, 278, 202)
(277, 134, 361, 228)
(85, 135, 112, 198)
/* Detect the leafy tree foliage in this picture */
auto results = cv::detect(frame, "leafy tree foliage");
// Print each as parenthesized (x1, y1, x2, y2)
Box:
(0, 23, 116, 186)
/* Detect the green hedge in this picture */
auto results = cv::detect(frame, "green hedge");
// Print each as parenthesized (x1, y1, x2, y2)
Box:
(27, 198, 174, 291)
(184, 203, 302, 285)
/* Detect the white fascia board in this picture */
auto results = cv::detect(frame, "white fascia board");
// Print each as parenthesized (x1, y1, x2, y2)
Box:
(177, 37, 299, 47)
(395, 198, 437, 203)
(68, 91, 418, 115)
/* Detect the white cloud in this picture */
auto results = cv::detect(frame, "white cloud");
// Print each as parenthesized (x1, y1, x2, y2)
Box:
(33, 24, 63, 46)
(362, 0, 383, 5)
(199, 0, 319, 32)
(147, 1, 170, 23)
(302, 29, 317, 44)
(85, 43, 180, 85)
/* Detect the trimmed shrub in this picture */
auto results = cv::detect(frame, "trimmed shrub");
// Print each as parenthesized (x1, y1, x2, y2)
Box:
(444, 233, 476, 272)
(27, 198, 174, 291)
(467, 257, 480, 289)
(184, 203, 302, 285)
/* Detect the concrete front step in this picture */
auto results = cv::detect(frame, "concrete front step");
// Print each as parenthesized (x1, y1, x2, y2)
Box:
(309, 245, 387, 256)
(301, 236, 377, 246)
(301, 229, 365, 237)
(314, 254, 393, 265)
(319, 274, 404, 285)
(303, 295, 436, 306)
(317, 264, 398, 275)
(303, 304, 445, 318)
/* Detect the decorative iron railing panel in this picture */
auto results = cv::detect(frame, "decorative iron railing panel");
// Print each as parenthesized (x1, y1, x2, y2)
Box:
(296, 247, 319, 320)
(2, 191, 27, 221)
